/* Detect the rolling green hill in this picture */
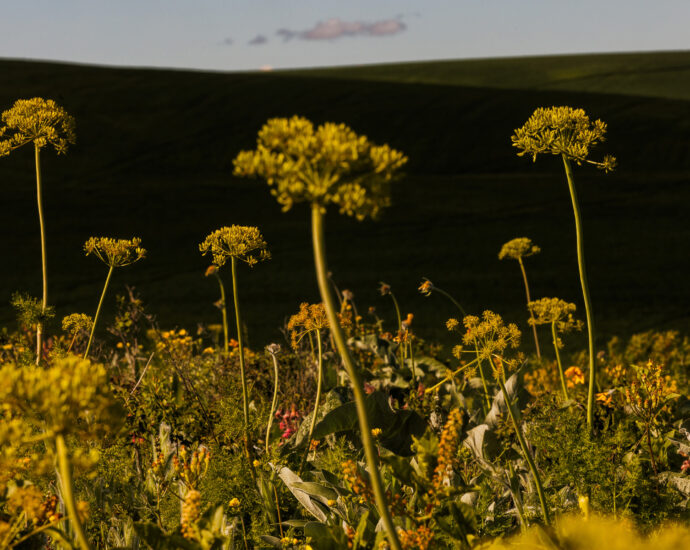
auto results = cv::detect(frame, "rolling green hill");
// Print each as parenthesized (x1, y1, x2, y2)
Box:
(290, 51, 690, 101)
(0, 52, 688, 353)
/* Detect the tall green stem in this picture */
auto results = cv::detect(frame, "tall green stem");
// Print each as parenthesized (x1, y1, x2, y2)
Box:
(388, 293, 405, 367)
(311, 205, 401, 550)
(497, 376, 550, 525)
(266, 352, 280, 454)
(389, 293, 402, 331)
(84, 264, 114, 359)
(518, 257, 541, 359)
(434, 286, 466, 317)
(55, 434, 92, 550)
(475, 345, 492, 415)
(215, 274, 229, 354)
(34, 145, 48, 365)
(300, 330, 323, 474)
(562, 155, 596, 428)
(231, 257, 251, 444)
(552, 322, 569, 400)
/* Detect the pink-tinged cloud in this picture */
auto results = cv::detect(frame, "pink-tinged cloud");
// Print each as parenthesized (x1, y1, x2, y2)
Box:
(277, 18, 407, 42)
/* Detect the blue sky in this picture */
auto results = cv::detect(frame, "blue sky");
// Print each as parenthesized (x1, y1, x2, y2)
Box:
(1, 0, 688, 71)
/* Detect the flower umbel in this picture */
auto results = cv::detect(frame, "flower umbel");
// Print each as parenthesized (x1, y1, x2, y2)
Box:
(528, 297, 583, 341)
(84, 237, 146, 267)
(199, 225, 270, 268)
(287, 302, 329, 350)
(0, 97, 75, 156)
(498, 237, 540, 261)
(511, 106, 616, 171)
(233, 116, 407, 220)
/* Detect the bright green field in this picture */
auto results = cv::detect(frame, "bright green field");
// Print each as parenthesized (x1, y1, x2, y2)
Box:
(0, 51, 688, 352)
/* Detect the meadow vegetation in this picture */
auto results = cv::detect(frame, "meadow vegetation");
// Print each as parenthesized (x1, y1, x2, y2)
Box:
(1, 76, 689, 550)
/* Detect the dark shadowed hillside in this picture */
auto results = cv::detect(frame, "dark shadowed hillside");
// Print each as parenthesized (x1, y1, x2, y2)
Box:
(0, 52, 688, 351)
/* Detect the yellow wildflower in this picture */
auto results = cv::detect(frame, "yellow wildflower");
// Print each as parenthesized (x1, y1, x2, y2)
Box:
(498, 237, 540, 261)
(0, 97, 75, 156)
(233, 116, 407, 220)
(511, 106, 616, 171)
(84, 237, 146, 267)
(199, 225, 270, 268)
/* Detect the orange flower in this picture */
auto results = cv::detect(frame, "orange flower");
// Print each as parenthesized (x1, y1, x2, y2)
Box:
(564, 366, 585, 388)
(596, 391, 613, 407)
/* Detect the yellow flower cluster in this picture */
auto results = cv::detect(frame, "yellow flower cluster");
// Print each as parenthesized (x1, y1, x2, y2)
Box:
(431, 408, 463, 496)
(0, 487, 61, 546)
(173, 445, 211, 491)
(625, 360, 677, 420)
(233, 116, 407, 220)
(0, 356, 122, 439)
(528, 297, 583, 344)
(461, 311, 521, 375)
(199, 225, 270, 268)
(181, 489, 202, 540)
(61, 313, 94, 335)
(287, 302, 329, 349)
(498, 237, 540, 261)
(511, 106, 616, 171)
(486, 514, 690, 550)
(342, 459, 374, 505)
(565, 366, 586, 388)
(0, 97, 75, 156)
(156, 328, 195, 360)
(84, 236, 146, 268)
(523, 366, 559, 396)
(399, 525, 434, 550)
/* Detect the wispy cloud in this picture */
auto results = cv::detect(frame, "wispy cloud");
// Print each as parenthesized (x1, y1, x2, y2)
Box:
(276, 17, 407, 42)
(248, 34, 268, 46)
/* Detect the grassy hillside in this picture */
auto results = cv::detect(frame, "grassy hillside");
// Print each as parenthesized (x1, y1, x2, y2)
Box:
(0, 52, 688, 352)
(291, 51, 690, 101)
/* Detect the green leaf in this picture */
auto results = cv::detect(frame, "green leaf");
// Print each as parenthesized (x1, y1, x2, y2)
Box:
(291, 481, 339, 502)
(259, 535, 282, 548)
(276, 466, 328, 522)
(304, 522, 341, 550)
(312, 391, 426, 456)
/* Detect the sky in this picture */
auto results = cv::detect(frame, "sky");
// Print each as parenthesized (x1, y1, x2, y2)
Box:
(1, 0, 688, 71)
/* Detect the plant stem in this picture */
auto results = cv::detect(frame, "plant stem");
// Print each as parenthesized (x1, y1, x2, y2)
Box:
(311, 205, 401, 550)
(389, 292, 402, 331)
(55, 434, 92, 550)
(646, 427, 659, 478)
(84, 264, 114, 359)
(433, 286, 466, 317)
(497, 376, 550, 525)
(266, 352, 280, 454)
(231, 257, 252, 455)
(507, 460, 529, 531)
(215, 274, 229, 354)
(562, 155, 596, 429)
(300, 330, 324, 475)
(518, 257, 541, 359)
(34, 145, 48, 365)
(552, 322, 569, 400)
(475, 345, 492, 415)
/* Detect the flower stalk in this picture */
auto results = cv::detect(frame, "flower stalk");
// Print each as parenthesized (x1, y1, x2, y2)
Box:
(312, 205, 401, 550)
(497, 374, 550, 525)
(300, 329, 323, 474)
(34, 145, 48, 364)
(562, 155, 596, 426)
(84, 264, 113, 359)
(56, 434, 92, 550)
